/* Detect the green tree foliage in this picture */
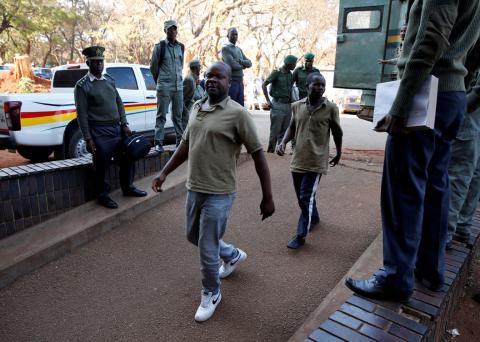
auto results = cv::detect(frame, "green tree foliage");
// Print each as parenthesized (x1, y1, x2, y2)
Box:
(0, 0, 78, 66)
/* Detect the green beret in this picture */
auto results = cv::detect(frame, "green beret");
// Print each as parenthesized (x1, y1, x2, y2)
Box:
(189, 59, 200, 67)
(284, 55, 298, 65)
(82, 46, 105, 60)
(164, 20, 177, 30)
(304, 53, 315, 59)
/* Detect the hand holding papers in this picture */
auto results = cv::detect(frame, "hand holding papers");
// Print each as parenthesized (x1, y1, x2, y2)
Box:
(373, 76, 439, 132)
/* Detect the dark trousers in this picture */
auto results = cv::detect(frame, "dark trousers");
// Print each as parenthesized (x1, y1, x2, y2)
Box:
(292, 172, 321, 237)
(380, 91, 465, 296)
(90, 125, 135, 199)
(229, 79, 245, 106)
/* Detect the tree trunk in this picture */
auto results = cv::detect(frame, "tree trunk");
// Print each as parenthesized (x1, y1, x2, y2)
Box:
(14, 55, 34, 80)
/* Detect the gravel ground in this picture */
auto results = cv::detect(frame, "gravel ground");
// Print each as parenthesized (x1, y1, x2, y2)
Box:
(0, 155, 381, 341)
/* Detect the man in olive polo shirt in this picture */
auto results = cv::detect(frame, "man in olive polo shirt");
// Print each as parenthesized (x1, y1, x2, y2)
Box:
(150, 19, 185, 152)
(277, 73, 343, 249)
(262, 55, 297, 153)
(74, 46, 147, 209)
(152, 61, 275, 322)
(292, 53, 320, 100)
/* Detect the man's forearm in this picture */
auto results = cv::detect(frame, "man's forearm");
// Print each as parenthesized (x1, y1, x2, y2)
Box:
(251, 150, 273, 200)
(160, 142, 189, 176)
(262, 84, 270, 102)
(281, 127, 294, 145)
(333, 134, 342, 156)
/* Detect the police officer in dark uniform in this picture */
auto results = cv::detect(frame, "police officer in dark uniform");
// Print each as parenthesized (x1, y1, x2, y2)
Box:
(74, 46, 147, 209)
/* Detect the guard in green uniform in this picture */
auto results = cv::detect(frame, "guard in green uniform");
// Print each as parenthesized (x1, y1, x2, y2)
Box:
(182, 59, 204, 129)
(262, 55, 298, 152)
(74, 46, 147, 209)
(292, 53, 320, 100)
(150, 20, 185, 152)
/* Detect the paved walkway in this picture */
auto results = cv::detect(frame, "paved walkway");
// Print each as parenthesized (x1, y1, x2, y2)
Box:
(0, 155, 382, 341)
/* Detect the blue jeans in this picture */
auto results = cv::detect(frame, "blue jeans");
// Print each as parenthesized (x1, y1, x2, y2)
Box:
(447, 135, 480, 242)
(380, 91, 465, 296)
(228, 80, 245, 106)
(292, 172, 321, 237)
(185, 191, 238, 294)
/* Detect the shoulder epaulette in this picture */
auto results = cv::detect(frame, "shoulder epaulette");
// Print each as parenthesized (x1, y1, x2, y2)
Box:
(76, 74, 89, 87)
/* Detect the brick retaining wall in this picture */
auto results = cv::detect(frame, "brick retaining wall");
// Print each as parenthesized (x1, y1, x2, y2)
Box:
(0, 152, 170, 239)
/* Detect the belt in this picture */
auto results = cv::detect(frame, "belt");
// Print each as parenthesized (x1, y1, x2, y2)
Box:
(272, 97, 291, 104)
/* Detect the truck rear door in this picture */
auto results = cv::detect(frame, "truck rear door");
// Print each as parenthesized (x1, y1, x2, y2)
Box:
(334, 0, 390, 90)
(106, 66, 146, 131)
(139, 67, 172, 134)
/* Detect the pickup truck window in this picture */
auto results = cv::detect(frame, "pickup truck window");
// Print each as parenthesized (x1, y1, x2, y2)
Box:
(344, 6, 383, 33)
(141, 68, 156, 91)
(106, 67, 138, 90)
(53, 69, 88, 88)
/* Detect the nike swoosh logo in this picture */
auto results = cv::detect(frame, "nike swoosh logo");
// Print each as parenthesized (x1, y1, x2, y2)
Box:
(230, 256, 240, 266)
(212, 295, 220, 304)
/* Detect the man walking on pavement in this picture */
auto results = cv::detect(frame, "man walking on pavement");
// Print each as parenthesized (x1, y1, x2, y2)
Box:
(292, 53, 320, 100)
(263, 55, 298, 153)
(74, 46, 147, 209)
(152, 61, 275, 322)
(150, 20, 185, 153)
(221, 27, 252, 106)
(182, 59, 204, 130)
(346, 0, 480, 303)
(447, 68, 480, 250)
(277, 73, 342, 249)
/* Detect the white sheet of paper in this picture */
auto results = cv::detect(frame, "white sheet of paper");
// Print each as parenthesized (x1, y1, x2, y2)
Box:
(373, 76, 438, 131)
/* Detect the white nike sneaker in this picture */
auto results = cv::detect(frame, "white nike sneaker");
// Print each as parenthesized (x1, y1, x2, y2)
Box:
(219, 248, 247, 279)
(194, 291, 222, 322)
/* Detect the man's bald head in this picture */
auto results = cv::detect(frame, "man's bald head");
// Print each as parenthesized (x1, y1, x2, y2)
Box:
(206, 61, 232, 80)
(205, 61, 232, 101)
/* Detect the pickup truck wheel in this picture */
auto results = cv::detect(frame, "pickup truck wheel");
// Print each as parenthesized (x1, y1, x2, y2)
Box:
(67, 128, 91, 158)
(16, 146, 54, 162)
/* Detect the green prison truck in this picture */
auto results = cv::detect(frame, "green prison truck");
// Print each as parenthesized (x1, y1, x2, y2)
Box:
(334, 0, 412, 121)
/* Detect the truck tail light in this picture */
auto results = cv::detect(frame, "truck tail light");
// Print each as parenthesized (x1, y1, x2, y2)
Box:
(4, 101, 22, 131)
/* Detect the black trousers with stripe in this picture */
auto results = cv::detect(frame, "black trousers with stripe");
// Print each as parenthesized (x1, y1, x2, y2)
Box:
(292, 172, 321, 237)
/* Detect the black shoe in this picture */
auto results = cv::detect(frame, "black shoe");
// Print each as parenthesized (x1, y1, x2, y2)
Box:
(287, 235, 305, 249)
(98, 196, 118, 209)
(345, 276, 411, 303)
(123, 187, 147, 197)
(414, 270, 444, 292)
(154, 144, 164, 154)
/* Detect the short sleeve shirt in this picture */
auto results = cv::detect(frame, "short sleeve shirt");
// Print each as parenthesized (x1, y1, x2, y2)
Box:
(182, 96, 262, 194)
(266, 66, 293, 101)
(290, 98, 342, 174)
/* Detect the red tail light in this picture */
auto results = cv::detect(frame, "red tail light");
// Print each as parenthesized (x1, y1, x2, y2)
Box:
(4, 101, 22, 131)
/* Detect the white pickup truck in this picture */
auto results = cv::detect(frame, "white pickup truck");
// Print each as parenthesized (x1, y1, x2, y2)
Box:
(0, 63, 173, 162)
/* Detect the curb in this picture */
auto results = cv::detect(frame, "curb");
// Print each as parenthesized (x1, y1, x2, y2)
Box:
(289, 215, 480, 341)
